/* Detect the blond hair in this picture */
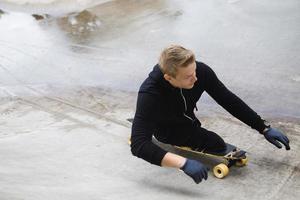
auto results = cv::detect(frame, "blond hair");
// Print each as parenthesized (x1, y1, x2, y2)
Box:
(159, 45, 195, 77)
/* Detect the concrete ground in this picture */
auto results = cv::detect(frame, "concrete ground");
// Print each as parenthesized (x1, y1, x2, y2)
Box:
(0, 0, 299, 199)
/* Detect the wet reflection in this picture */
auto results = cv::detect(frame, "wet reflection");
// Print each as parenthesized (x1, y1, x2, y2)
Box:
(55, 0, 168, 43)
(0, 0, 299, 118)
(56, 10, 101, 43)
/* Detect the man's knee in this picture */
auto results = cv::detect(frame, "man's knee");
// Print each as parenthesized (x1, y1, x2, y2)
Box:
(203, 130, 226, 153)
(214, 137, 226, 152)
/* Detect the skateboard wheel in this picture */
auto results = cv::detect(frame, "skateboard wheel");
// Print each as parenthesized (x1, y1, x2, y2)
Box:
(128, 137, 131, 145)
(213, 163, 229, 179)
(235, 158, 248, 167)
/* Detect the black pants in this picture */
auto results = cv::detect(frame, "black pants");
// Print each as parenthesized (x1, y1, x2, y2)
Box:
(155, 120, 226, 153)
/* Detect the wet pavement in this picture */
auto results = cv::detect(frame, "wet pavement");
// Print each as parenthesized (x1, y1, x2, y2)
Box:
(0, 0, 299, 199)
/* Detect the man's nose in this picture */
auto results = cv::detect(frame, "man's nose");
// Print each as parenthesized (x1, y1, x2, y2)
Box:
(193, 75, 197, 82)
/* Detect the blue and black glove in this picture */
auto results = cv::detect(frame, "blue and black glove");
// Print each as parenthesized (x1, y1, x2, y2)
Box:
(180, 159, 209, 184)
(263, 127, 290, 150)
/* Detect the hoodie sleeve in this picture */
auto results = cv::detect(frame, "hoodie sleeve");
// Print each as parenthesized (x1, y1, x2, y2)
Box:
(131, 92, 168, 166)
(202, 64, 266, 133)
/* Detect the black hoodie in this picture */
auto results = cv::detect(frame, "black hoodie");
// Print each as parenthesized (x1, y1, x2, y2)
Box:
(131, 61, 266, 166)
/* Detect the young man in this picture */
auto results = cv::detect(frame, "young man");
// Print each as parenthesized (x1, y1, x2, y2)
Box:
(130, 45, 290, 184)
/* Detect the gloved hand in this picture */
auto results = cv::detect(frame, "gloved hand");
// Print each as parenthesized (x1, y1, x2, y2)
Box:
(264, 127, 290, 150)
(180, 159, 209, 184)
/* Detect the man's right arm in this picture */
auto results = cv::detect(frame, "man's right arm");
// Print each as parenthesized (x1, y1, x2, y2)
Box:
(131, 92, 209, 183)
(130, 92, 168, 166)
(131, 92, 187, 168)
(161, 152, 187, 168)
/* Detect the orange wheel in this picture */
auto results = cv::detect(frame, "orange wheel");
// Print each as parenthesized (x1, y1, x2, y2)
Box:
(213, 163, 229, 179)
(235, 158, 248, 167)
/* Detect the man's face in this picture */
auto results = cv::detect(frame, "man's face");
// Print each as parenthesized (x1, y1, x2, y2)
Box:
(164, 62, 197, 89)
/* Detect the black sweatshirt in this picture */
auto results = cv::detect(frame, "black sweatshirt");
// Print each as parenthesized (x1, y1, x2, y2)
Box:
(131, 61, 266, 166)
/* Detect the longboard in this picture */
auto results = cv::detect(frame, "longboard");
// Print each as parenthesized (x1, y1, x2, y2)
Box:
(127, 118, 248, 178)
(174, 143, 248, 178)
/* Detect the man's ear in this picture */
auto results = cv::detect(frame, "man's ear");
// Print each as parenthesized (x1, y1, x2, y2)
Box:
(164, 74, 173, 81)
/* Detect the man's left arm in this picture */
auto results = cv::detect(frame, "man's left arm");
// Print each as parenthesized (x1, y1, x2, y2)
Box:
(203, 65, 290, 150)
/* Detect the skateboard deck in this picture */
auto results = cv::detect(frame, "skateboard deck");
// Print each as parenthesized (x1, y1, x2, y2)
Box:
(127, 118, 248, 178)
(174, 143, 248, 178)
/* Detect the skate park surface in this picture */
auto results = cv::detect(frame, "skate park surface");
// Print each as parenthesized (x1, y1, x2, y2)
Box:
(0, 0, 299, 199)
